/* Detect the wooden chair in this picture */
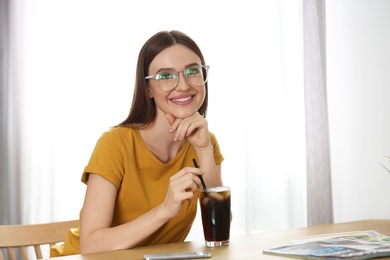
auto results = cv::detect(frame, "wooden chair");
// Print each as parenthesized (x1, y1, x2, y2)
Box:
(0, 219, 79, 260)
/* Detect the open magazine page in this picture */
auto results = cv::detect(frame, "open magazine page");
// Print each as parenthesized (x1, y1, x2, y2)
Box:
(263, 230, 390, 260)
(292, 231, 383, 244)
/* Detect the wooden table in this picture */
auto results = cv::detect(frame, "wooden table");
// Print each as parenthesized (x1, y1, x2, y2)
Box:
(52, 219, 390, 259)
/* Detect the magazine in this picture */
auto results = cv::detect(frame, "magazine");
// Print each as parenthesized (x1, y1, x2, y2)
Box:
(263, 230, 390, 259)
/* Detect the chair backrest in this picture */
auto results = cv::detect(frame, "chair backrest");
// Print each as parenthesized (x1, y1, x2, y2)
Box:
(0, 220, 79, 260)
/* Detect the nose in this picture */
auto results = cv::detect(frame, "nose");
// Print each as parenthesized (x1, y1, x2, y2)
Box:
(174, 71, 190, 91)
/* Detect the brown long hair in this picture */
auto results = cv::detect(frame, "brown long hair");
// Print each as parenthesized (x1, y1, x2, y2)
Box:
(118, 30, 208, 128)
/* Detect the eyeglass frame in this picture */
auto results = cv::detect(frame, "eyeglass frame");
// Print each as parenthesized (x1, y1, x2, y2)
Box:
(145, 64, 210, 91)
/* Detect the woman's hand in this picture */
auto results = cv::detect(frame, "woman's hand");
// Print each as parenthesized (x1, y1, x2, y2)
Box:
(166, 112, 222, 188)
(160, 167, 203, 219)
(166, 112, 211, 150)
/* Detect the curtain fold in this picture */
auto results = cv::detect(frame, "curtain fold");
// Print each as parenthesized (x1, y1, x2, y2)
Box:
(1, 0, 22, 226)
(0, 0, 9, 224)
(0, 0, 10, 225)
(303, 0, 334, 226)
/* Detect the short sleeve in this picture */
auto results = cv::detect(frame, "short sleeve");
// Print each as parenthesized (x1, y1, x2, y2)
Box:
(81, 131, 125, 189)
(210, 132, 224, 165)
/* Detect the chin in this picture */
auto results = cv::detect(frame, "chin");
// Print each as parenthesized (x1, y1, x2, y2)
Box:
(171, 110, 198, 119)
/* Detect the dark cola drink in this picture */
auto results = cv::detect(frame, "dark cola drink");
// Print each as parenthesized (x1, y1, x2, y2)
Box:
(199, 186, 231, 247)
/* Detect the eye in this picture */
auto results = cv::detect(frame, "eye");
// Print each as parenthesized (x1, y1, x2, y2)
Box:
(185, 66, 202, 76)
(156, 71, 175, 80)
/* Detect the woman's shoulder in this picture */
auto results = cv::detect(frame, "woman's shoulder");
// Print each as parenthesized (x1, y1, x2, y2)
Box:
(106, 126, 137, 135)
(98, 126, 139, 144)
(209, 131, 218, 143)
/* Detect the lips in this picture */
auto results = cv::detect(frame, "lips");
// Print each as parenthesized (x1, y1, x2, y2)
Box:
(172, 96, 192, 102)
(170, 95, 195, 105)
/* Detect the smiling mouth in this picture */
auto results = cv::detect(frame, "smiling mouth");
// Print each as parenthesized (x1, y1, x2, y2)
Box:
(171, 95, 194, 102)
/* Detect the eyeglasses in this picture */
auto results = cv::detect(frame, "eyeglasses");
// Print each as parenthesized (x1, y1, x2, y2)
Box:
(145, 64, 209, 92)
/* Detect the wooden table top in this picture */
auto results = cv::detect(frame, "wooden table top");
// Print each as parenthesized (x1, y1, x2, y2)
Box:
(52, 219, 390, 260)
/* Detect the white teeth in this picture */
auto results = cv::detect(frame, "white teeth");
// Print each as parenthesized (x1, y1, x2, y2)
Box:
(172, 96, 192, 102)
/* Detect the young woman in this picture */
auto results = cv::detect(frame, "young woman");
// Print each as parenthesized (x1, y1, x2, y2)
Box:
(51, 30, 224, 256)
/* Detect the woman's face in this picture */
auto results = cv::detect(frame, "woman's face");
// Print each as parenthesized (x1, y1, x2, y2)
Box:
(147, 44, 206, 119)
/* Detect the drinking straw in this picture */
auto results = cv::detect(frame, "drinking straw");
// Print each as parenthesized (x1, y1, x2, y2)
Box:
(192, 158, 207, 190)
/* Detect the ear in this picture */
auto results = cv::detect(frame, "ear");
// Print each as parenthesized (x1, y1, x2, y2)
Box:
(146, 85, 154, 98)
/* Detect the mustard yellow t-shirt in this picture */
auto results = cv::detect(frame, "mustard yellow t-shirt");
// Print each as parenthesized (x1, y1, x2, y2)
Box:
(51, 127, 224, 256)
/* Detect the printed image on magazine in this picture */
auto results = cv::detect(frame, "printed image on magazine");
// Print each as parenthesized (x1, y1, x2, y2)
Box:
(263, 230, 390, 260)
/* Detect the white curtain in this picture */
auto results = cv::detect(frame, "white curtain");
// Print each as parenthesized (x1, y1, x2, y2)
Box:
(1, 1, 331, 255)
(1, 0, 23, 226)
(303, 0, 333, 226)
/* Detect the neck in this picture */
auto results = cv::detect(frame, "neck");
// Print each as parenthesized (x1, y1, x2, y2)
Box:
(139, 113, 183, 163)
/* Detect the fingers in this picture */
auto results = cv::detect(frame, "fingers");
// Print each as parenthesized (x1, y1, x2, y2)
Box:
(161, 167, 203, 219)
(166, 112, 207, 141)
(169, 167, 203, 199)
(177, 116, 205, 139)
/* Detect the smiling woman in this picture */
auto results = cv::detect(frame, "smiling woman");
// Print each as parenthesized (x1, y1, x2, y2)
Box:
(48, 29, 225, 257)
(2, 0, 309, 258)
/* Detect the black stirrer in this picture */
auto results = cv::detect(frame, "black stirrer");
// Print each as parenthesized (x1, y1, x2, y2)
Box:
(192, 158, 207, 190)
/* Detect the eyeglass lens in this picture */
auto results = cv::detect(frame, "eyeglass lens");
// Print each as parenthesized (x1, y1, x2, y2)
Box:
(155, 65, 208, 91)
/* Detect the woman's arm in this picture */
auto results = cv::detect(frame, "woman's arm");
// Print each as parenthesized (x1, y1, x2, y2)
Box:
(80, 168, 202, 254)
(80, 174, 168, 253)
(196, 146, 222, 187)
(166, 112, 223, 187)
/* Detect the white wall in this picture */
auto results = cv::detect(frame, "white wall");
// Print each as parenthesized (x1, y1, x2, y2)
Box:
(326, 0, 390, 223)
